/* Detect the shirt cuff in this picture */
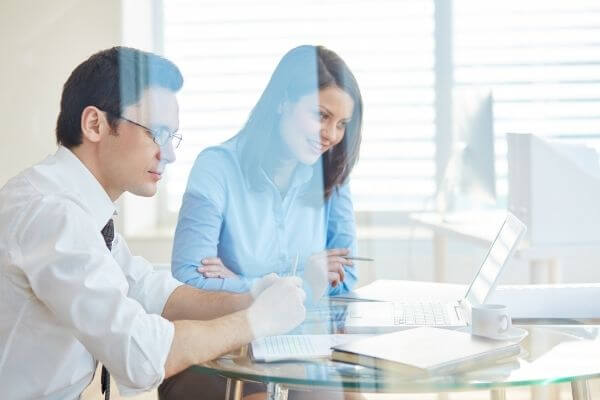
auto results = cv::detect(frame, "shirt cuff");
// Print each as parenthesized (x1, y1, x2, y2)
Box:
(221, 276, 252, 293)
(115, 316, 175, 394)
(145, 269, 185, 314)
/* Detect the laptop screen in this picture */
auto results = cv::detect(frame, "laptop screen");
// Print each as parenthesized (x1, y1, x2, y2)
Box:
(464, 213, 526, 307)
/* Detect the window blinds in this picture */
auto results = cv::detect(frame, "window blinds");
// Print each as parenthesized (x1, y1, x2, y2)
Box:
(162, 0, 436, 213)
(453, 0, 600, 202)
(161, 0, 600, 215)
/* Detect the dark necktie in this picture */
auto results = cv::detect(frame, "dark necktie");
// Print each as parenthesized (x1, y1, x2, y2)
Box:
(100, 219, 114, 400)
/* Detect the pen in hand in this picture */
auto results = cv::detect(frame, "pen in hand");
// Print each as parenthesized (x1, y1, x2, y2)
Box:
(291, 252, 300, 276)
(344, 256, 375, 262)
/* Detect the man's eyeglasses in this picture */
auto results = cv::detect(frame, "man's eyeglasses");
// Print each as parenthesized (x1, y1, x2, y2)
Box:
(103, 110, 182, 149)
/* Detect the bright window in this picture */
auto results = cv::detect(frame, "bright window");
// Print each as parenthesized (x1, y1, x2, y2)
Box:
(134, 0, 600, 231)
(454, 0, 600, 203)
(161, 0, 436, 215)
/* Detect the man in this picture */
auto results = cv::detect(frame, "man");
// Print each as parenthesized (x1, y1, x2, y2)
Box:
(0, 46, 306, 399)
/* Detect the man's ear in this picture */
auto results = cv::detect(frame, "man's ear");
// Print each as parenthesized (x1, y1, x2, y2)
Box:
(80, 106, 104, 144)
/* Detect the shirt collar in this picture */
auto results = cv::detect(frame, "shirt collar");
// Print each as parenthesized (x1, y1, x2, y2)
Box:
(293, 163, 314, 188)
(258, 162, 315, 192)
(55, 146, 116, 232)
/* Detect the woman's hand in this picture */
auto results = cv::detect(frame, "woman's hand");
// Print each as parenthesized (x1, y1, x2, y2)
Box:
(306, 248, 353, 289)
(197, 257, 238, 279)
(323, 248, 354, 287)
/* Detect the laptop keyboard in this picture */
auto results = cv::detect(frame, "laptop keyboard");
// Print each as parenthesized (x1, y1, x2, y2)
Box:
(393, 301, 452, 326)
(305, 304, 348, 322)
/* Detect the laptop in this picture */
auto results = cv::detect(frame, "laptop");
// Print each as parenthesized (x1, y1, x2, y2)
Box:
(344, 212, 527, 333)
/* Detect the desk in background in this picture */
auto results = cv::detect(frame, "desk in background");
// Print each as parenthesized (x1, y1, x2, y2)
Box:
(352, 279, 600, 320)
(409, 210, 600, 284)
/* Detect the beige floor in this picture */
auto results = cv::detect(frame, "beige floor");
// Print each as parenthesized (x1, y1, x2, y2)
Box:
(81, 366, 600, 400)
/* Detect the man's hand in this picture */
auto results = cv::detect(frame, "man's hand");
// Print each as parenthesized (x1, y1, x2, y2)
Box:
(246, 277, 306, 338)
(197, 257, 238, 279)
(249, 272, 280, 299)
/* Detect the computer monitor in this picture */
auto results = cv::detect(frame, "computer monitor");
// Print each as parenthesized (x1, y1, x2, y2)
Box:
(437, 90, 496, 214)
(507, 132, 600, 245)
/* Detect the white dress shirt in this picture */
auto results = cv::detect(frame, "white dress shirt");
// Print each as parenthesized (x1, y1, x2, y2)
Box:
(0, 146, 183, 399)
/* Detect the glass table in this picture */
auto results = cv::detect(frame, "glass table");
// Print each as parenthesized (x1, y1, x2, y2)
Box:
(191, 324, 600, 400)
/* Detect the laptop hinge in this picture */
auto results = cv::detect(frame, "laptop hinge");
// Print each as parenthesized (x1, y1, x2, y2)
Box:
(456, 299, 472, 325)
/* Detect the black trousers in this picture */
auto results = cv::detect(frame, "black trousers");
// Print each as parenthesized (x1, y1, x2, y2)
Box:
(159, 368, 264, 400)
(158, 367, 363, 400)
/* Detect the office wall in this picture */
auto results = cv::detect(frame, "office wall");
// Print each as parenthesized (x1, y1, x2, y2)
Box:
(0, 0, 122, 186)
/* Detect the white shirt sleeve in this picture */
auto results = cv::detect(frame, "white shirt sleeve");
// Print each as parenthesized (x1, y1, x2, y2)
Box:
(112, 233, 183, 315)
(16, 197, 175, 391)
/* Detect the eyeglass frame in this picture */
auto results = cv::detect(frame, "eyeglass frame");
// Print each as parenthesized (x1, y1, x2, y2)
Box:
(101, 109, 182, 149)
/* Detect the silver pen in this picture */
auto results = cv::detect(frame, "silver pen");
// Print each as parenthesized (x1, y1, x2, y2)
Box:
(291, 252, 300, 276)
(344, 256, 375, 262)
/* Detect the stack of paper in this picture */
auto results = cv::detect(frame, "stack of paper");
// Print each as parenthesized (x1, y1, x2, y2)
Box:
(331, 327, 521, 376)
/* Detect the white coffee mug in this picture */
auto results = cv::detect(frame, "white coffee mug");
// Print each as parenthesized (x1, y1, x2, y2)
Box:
(470, 304, 512, 339)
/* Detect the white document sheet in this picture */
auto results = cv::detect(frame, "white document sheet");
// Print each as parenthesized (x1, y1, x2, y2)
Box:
(251, 334, 372, 362)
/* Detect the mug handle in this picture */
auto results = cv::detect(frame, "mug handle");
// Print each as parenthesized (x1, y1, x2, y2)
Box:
(498, 314, 510, 334)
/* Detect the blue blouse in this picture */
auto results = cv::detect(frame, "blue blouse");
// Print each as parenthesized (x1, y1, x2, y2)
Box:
(171, 136, 358, 296)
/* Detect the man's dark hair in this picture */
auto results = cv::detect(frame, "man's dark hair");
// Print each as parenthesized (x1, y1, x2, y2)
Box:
(56, 46, 183, 148)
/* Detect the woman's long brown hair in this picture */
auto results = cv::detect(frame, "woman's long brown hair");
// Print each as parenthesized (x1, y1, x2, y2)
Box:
(235, 45, 363, 202)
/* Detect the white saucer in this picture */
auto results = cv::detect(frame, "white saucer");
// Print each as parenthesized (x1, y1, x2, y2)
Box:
(459, 326, 529, 342)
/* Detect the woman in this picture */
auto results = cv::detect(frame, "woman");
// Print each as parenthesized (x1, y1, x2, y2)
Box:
(173, 44, 362, 298)
(160, 45, 363, 400)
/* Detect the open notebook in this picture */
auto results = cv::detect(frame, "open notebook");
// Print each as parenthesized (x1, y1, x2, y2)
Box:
(251, 334, 372, 362)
